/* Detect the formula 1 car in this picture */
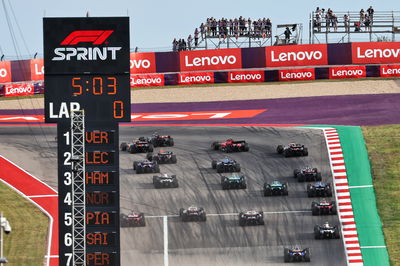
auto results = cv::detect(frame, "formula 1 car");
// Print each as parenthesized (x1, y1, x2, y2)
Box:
(307, 182, 333, 197)
(293, 167, 322, 182)
(263, 181, 289, 196)
(153, 174, 179, 188)
(147, 150, 177, 164)
(238, 210, 264, 226)
(283, 247, 311, 263)
(311, 200, 337, 215)
(179, 206, 206, 222)
(221, 173, 247, 190)
(120, 211, 146, 227)
(133, 160, 160, 174)
(147, 133, 174, 147)
(212, 158, 241, 173)
(277, 143, 308, 157)
(211, 139, 249, 152)
(314, 222, 340, 239)
(120, 137, 154, 153)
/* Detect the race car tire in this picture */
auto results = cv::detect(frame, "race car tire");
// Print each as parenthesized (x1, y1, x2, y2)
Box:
(331, 202, 337, 214)
(303, 148, 309, 156)
(171, 155, 177, 163)
(243, 143, 250, 152)
(146, 153, 153, 160)
(239, 217, 245, 226)
(148, 144, 154, 152)
(173, 180, 179, 188)
(241, 183, 247, 189)
(211, 160, 217, 169)
(133, 161, 139, 170)
(311, 205, 319, 216)
(120, 142, 128, 151)
(216, 165, 224, 173)
(140, 218, 146, 227)
(304, 248, 311, 262)
(235, 164, 241, 172)
(136, 167, 143, 174)
(283, 150, 291, 157)
(168, 138, 174, 146)
(277, 145, 284, 154)
(212, 142, 219, 150)
(298, 174, 305, 182)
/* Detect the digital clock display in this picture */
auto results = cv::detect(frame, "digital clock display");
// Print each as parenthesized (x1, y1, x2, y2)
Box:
(45, 75, 130, 122)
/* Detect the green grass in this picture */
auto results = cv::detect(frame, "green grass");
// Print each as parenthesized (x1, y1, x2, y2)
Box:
(362, 125, 400, 266)
(0, 182, 48, 265)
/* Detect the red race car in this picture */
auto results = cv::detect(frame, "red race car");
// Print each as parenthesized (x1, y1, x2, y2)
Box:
(211, 138, 249, 152)
(120, 211, 146, 227)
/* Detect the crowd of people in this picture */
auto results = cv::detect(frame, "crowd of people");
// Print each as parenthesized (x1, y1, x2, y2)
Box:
(172, 16, 272, 51)
(313, 6, 375, 32)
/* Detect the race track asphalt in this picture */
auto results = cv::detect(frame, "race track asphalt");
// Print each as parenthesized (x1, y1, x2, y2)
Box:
(0, 126, 346, 266)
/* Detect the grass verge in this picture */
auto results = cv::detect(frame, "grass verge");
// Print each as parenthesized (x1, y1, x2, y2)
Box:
(362, 125, 400, 266)
(0, 182, 48, 265)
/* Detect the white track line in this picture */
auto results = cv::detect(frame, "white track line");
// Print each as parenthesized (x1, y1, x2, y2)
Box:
(163, 216, 169, 266)
(146, 210, 309, 218)
(348, 185, 373, 189)
(360, 246, 387, 249)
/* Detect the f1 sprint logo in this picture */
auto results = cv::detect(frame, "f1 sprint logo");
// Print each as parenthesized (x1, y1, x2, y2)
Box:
(52, 30, 121, 61)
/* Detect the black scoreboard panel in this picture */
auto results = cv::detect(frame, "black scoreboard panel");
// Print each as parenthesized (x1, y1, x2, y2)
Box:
(43, 17, 129, 74)
(44, 16, 129, 266)
(44, 74, 130, 122)
(43, 17, 130, 123)
(57, 122, 121, 265)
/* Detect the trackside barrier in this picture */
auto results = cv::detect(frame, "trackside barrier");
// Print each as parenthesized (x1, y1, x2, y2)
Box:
(1, 64, 399, 95)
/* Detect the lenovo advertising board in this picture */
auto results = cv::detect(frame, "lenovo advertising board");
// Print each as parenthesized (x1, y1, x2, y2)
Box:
(329, 65, 366, 79)
(278, 68, 315, 81)
(266, 44, 328, 67)
(30, 59, 44, 81)
(0, 61, 12, 84)
(180, 48, 242, 72)
(352, 42, 400, 64)
(178, 72, 214, 85)
(380, 64, 400, 77)
(228, 70, 264, 83)
(130, 52, 156, 74)
(131, 74, 165, 87)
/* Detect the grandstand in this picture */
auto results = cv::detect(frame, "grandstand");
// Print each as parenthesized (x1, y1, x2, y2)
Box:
(310, 10, 400, 43)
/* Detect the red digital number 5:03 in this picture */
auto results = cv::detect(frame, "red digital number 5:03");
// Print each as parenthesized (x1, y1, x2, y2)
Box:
(71, 77, 117, 95)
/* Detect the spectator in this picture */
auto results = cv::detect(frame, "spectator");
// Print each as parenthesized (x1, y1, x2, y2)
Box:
(200, 23, 205, 39)
(325, 12, 331, 31)
(359, 9, 365, 22)
(343, 14, 350, 32)
(194, 28, 199, 46)
(187, 35, 192, 50)
(367, 6, 374, 24)
(266, 18, 272, 36)
(172, 38, 178, 52)
(332, 14, 338, 32)
(354, 21, 361, 32)
(284, 27, 291, 44)
(364, 15, 371, 31)
(315, 13, 322, 32)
